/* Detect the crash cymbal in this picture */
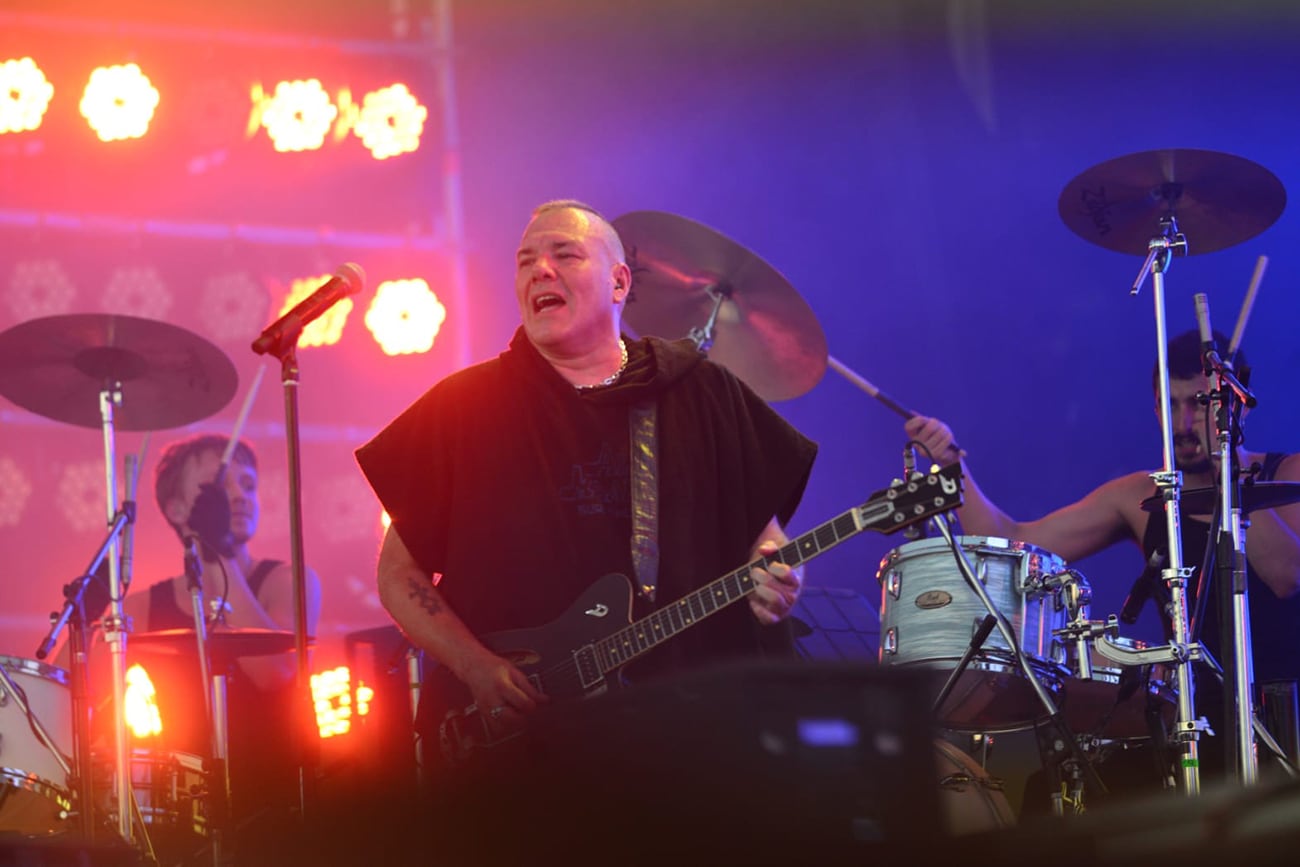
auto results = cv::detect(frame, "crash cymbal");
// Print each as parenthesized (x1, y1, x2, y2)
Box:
(0, 313, 237, 431)
(1140, 481, 1300, 514)
(1058, 149, 1286, 255)
(611, 210, 827, 401)
(131, 628, 302, 659)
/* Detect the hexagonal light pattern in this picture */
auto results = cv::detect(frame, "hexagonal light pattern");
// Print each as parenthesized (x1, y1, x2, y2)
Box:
(0, 57, 56, 134)
(7, 259, 77, 320)
(200, 271, 270, 343)
(364, 278, 446, 355)
(0, 456, 33, 527)
(79, 63, 161, 142)
(315, 472, 380, 542)
(102, 265, 172, 319)
(354, 83, 428, 160)
(58, 460, 109, 532)
(259, 79, 339, 152)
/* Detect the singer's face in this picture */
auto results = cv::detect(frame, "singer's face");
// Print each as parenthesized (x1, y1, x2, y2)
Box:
(181, 449, 261, 545)
(515, 208, 625, 355)
(1156, 375, 1214, 475)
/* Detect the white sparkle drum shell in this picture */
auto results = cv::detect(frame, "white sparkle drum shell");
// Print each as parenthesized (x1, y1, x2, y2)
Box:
(877, 537, 1069, 732)
(0, 655, 73, 835)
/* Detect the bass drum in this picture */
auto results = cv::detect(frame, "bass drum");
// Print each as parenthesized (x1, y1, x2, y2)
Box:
(935, 738, 1016, 835)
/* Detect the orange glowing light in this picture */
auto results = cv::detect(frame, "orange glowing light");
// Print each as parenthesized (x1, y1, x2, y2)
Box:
(124, 664, 162, 738)
(364, 279, 446, 356)
(0, 57, 55, 134)
(259, 79, 338, 152)
(312, 665, 370, 738)
(354, 83, 427, 160)
(277, 274, 352, 348)
(79, 63, 160, 142)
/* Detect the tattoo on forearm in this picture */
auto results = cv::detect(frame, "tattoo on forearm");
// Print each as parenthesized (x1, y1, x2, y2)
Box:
(406, 576, 444, 617)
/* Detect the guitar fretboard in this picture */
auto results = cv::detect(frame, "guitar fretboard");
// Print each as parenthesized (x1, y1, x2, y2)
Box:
(593, 509, 870, 673)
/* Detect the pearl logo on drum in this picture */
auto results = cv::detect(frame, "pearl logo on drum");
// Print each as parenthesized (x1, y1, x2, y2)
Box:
(915, 590, 953, 610)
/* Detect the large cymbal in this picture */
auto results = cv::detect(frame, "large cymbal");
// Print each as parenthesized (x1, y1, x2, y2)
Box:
(1140, 481, 1300, 515)
(1058, 148, 1286, 255)
(0, 313, 237, 431)
(611, 211, 827, 401)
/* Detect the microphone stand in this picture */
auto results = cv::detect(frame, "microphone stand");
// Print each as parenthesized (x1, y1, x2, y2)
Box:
(1202, 346, 1261, 783)
(254, 335, 317, 820)
(184, 537, 231, 864)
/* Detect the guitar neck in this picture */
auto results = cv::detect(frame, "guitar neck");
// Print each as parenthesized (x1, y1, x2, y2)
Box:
(594, 496, 906, 674)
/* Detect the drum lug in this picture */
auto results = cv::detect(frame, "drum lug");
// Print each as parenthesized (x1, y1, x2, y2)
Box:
(882, 627, 897, 656)
(885, 569, 901, 600)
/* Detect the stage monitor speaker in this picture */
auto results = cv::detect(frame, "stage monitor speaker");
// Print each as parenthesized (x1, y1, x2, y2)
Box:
(435, 659, 941, 865)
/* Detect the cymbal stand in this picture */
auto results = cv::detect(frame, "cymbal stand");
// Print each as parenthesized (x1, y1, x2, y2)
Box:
(929, 512, 1107, 811)
(34, 474, 138, 841)
(686, 284, 728, 353)
(1119, 213, 1206, 795)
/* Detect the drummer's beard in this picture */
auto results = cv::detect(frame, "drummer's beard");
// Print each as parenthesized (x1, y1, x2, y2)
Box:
(1174, 433, 1214, 475)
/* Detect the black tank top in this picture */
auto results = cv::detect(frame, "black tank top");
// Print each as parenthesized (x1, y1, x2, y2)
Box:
(1140, 453, 1300, 682)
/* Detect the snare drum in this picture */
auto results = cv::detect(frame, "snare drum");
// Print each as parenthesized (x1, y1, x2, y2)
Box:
(0, 655, 73, 835)
(935, 738, 1016, 835)
(877, 537, 1070, 731)
(1058, 636, 1177, 740)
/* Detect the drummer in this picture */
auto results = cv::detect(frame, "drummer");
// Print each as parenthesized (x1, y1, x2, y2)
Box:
(94, 434, 320, 834)
(907, 328, 1300, 787)
(354, 199, 817, 853)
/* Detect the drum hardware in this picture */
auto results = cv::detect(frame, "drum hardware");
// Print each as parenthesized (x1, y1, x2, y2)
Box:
(1059, 148, 1288, 794)
(0, 313, 238, 849)
(927, 513, 1107, 812)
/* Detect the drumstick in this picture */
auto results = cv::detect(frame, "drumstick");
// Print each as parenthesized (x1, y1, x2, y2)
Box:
(219, 363, 266, 472)
(827, 355, 916, 419)
(1227, 255, 1267, 365)
(827, 355, 966, 459)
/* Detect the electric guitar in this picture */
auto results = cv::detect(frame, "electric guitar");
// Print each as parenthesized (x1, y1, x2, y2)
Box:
(429, 461, 964, 767)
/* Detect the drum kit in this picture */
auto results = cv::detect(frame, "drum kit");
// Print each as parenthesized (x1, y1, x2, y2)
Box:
(614, 147, 1300, 814)
(0, 313, 302, 862)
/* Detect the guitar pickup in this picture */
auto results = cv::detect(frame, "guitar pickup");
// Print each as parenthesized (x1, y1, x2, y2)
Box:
(574, 646, 603, 690)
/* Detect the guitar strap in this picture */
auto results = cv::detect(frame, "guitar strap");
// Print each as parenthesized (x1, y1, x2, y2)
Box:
(629, 400, 660, 602)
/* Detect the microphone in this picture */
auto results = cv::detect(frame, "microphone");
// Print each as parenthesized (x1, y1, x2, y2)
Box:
(252, 262, 366, 356)
(1120, 549, 1164, 625)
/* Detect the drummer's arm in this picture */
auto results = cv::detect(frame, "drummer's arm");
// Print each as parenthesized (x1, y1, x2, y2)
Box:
(225, 560, 321, 691)
(906, 416, 1135, 561)
(1237, 454, 1300, 598)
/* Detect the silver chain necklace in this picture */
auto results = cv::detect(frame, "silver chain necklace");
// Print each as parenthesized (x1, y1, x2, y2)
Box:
(574, 339, 628, 391)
